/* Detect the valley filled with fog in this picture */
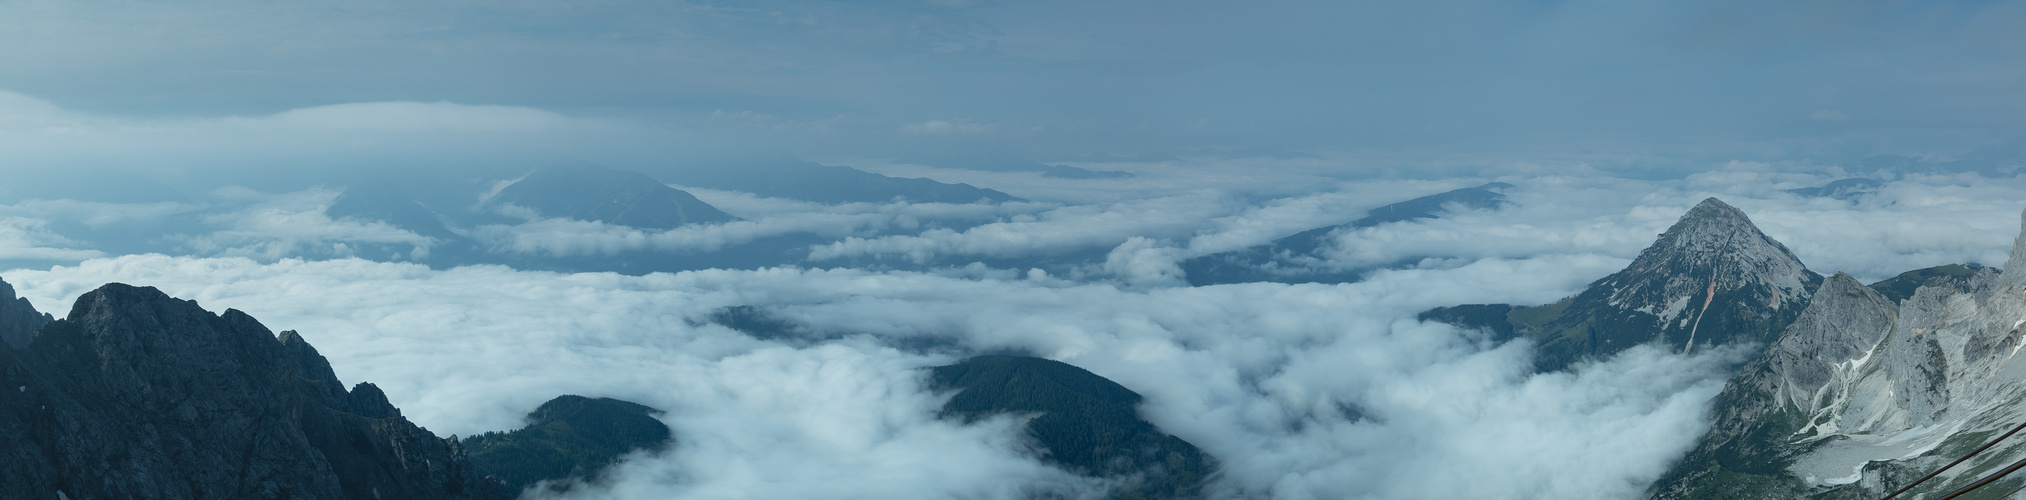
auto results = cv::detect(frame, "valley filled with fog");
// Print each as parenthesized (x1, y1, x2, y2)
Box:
(4, 127, 2024, 497)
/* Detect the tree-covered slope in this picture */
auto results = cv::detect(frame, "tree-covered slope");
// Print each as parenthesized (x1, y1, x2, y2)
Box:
(461, 395, 673, 495)
(931, 355, 1214, 499)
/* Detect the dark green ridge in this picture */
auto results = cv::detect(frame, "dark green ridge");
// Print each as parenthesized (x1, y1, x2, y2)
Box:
(1181, 182, 1512, 286)
(931, 355, 1214, 500)
(1867, 263, 1983, 305)
(461, 395, 673, 495)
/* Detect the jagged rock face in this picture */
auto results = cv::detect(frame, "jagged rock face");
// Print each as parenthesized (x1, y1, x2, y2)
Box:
(0, 281, 507, 500)
(1650, 207, 2026, 499)
(0, 278, 52, 349)
(1649, 273, 1899, 499)
(1527, 198, 1823, 371)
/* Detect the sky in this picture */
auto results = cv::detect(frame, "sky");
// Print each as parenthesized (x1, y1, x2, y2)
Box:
(4, 1, 2026, 499)
(0, 0, 2022, 166)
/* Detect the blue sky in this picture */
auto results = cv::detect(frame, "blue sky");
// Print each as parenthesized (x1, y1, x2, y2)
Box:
(2, 0, 2021, 162)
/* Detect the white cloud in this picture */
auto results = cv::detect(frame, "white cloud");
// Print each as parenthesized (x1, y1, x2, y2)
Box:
(253, 101, 575, 132)
(0, 246, 1739, 499)
(807, 192, 1235, 263)
(0, 217, 104, 262)
(0, 159, 2022, 499)
(179, 188, 438, 261)
(471, 196, 1054, 257)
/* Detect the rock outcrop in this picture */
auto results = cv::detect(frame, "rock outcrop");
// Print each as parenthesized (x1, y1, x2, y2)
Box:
(0, 278, 52, 349)
(1647, 273, 1900, 498)
(1424, 198, 1823, 372)
(0, 282, 508, 500)
(1650, 206, 2026, 498)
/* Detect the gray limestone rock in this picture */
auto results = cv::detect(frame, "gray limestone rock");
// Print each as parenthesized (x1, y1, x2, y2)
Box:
(1649, 272, 1898, 499)
(1523, 198, 1823, 372)
(1650, 206, 2026, 499)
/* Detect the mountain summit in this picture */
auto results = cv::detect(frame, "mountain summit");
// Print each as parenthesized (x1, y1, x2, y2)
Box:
(0, 281, 510, 499)
(1648, 206, 2026, 498)
(1424, 198, 1823, 372)
(1527, 198, 1821, 370)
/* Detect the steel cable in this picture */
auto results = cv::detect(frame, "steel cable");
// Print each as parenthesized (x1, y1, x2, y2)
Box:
(1880, 419, 2026, 500)
(1934, 454, 2026, 500)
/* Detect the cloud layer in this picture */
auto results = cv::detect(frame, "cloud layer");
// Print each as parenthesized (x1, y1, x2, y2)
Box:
(1, 152, 2022, 498)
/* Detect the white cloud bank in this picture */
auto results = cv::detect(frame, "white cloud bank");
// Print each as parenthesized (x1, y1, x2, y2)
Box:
(4, 248, 1719, 499)
(0, 159, 2019, 498)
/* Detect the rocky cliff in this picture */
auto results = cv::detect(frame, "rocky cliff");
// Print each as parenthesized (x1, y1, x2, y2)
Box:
(0, 282, 508, 500)
(1424, 198, 1823, 372)
(0, 278, 52, 349)
(1651, 206, 2026, 498)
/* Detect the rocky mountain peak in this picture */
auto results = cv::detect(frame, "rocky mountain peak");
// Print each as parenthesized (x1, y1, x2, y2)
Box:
(2005, 206, 2026, 286)
(0, 277, 51, 349)
(1, 282, 509, 499)
(1508, 198, 1822, 372)
(1606, 197, 1816, 321)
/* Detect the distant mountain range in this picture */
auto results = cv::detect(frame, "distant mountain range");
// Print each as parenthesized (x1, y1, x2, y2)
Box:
(652, 157, 1023, 204)
(1785, 178, 1883, 202)
(487, 165, 738, 229)
(310, 162, 1022, 274)
(1181, 182, 1514, 286)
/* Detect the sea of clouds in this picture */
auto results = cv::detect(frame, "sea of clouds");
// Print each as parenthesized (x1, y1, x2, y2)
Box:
(4, 154, 2023, 499)
(4, 90, 2026, 499)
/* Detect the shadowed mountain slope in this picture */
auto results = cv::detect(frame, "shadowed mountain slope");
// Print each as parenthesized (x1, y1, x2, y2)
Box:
(462, 395, 673, 495)
(1423, 198, 1823, 372)
(328, 179, 463, 242)
(0, 281, 509, 500)
(932, 355, 1214, 499)
(1181, 182, 1513, 286)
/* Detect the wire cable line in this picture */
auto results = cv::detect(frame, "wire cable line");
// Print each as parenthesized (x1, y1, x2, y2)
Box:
(1880, 419, 2026, 500)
